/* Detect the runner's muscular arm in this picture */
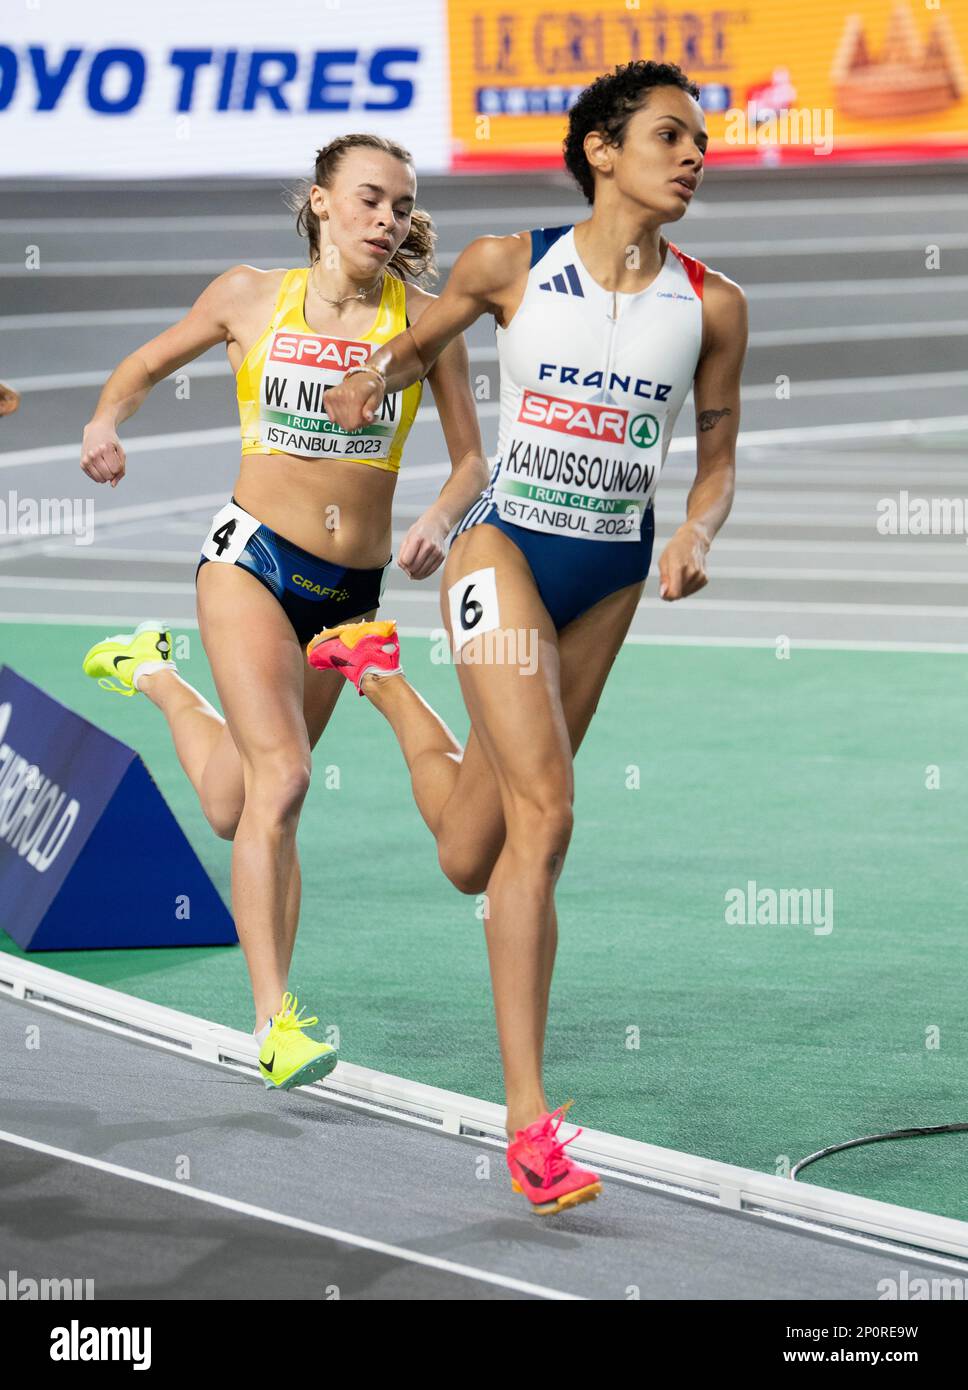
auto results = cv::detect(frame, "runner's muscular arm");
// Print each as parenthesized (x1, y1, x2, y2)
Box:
(658, 271, 748, 600)
(80, 264, 256, 487)
(396, 293, 491, 579)
(323, 234, 529, 431)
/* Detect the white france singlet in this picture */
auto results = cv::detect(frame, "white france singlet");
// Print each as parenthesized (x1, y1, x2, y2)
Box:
(469, 224, 706, 542)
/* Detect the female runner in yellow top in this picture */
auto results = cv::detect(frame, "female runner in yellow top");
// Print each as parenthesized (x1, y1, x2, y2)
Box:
(79, 134, 488, 1088)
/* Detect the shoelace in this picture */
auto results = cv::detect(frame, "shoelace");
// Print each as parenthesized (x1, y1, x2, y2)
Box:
(273, 992, 318, 1033)
(519, 1101, 584, 1182)
(97, 675, 137, 697)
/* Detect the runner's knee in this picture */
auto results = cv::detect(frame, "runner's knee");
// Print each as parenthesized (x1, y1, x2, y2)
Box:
(243, 754, 312, 827)
(507, 795, 574, 873)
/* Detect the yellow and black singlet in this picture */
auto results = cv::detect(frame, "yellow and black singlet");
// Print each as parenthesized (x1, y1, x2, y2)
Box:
(236, 267, 422, 473)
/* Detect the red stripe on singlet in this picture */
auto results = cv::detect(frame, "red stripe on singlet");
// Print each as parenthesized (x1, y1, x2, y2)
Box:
(667, 243, 706, 301)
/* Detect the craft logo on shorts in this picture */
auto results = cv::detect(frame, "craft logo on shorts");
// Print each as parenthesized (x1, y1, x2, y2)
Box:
(269, 334, 370, 372)
(518, 391, 660, 449)
(518, 390, 625, 444)
(290, 574, 350, 600)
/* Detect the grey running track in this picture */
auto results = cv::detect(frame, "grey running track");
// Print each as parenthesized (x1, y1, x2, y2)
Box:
(1, 994, 965, 1300)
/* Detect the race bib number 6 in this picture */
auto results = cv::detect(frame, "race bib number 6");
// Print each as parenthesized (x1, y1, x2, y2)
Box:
(448, 567, 501, 654)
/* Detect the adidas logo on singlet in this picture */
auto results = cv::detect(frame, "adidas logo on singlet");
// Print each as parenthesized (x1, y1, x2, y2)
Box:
(538, 264, 585, 297)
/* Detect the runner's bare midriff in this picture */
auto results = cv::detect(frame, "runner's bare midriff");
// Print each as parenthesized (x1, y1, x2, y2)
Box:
(233, 450, 395, 568)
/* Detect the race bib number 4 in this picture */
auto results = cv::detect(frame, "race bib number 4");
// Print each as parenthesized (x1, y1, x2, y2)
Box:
(200, 502, 261, 564)
(448, 567, 500, 654)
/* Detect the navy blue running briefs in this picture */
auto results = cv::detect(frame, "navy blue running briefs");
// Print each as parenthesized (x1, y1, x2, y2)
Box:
(197, 499, 389, 646)
(454, 503, 655, 630)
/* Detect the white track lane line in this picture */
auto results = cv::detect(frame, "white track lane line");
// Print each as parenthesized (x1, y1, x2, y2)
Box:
(0, 259, 282, 277)
(4, 407, 967, 472)
(670, 468, 968, 484)
(662, 568, 967, 585)
(28, 549, 964, 584)
(745, 276, 968, 300)
(2, 484, 957, 567)
(2, 195, 966, 233)
(21, 314, 968, 394)
(656, 514, 965, 529)
(0, 492, 447, 551)
(738, 374, 968, 402)
(13, 362, 231, 392)
(6, 278, 967, 332)
(0, 612, 964, 654)
(23, 541, 968, 569)
(3, 574, 965, 616)
(0, 576, 196, 594)
(3, 233, 967, 277)
(2, 194, 967, 233)
(381, 591, 968, 617)
(638, 596, 968, 616)
(621, 634, 968, 654)
(748, 320, 968, 347)
(0, 412, 499, 471)
(691, 538, 968, 555)
(0, 309, 194, 330)
(12, 319, 968, 392)
(0, 1128, 580, 1301)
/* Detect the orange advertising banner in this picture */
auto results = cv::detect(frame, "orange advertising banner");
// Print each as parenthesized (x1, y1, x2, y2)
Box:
(448, 0, 968, 169)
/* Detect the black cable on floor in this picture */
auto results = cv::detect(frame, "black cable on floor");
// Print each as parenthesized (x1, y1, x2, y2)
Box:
(792, 1122, 968, 1180)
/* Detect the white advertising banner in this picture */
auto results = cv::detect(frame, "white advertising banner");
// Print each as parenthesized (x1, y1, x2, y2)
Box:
(0, 0, 450, 177)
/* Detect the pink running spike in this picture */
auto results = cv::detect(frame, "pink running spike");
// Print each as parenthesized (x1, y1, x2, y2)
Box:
(307, 620, 403, 695)
(506, 1103, 603, 1215)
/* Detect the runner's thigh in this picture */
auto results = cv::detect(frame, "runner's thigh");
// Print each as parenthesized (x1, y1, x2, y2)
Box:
(197, 564, 318, 777)
(556, 576, 645, 750)
(196, 579, 359, 829)
(442, 526, 571, 813)
(444, 572, 644, 857)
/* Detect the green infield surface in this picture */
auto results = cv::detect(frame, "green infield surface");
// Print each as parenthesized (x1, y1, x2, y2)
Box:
(2, 621, 966, 1222)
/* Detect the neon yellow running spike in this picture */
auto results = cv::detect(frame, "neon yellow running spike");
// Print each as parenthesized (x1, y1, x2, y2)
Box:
(258, 992, 338, 1091)
(82, 620, 174, 697)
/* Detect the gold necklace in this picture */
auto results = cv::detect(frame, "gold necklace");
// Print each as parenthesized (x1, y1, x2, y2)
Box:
(309, 263, 384, 308)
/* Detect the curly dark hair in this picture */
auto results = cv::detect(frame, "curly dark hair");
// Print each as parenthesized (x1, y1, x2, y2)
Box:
(563, 61, 701, 204)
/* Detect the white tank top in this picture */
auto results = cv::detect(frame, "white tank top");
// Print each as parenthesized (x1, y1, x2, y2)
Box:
(483, 224, 706, 542)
